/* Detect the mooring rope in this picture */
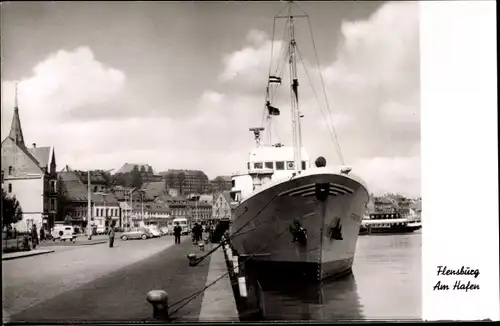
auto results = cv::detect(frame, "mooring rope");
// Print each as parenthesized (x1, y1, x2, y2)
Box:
(168, 223, 293, 318)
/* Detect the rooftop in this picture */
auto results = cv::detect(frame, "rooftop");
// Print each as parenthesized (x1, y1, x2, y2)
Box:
(116, 163, 158, 175)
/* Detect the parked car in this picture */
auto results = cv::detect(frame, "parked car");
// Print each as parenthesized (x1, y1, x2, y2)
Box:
(160, 227, 169, 236)
(96, 226, 106, 235)
(120, 228, 151, 241)
(147, 226, 162, 238)
(51, 225, 76, 241)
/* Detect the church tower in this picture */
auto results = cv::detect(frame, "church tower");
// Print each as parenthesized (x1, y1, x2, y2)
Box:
(9, 83, 25, 147)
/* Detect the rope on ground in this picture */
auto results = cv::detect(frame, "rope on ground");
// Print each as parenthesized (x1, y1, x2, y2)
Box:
(169, 224, 293, 319)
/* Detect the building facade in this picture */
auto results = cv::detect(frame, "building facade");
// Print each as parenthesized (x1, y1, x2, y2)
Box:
(161, 169, 210, 195)
(58, 168, 122, 228)
(209, 176, 232, 192)
(189, 201, 212, 223)
(115, 163, 163, 182)
(1, 101, 58, 232)
(212, 191, 234, 222)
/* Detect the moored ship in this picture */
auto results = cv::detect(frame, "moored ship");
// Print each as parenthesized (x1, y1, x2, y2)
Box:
(228, 2, 369, 281)
(360, 212, 421, 235)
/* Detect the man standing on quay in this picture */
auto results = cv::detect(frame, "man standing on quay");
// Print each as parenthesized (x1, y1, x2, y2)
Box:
(109, 223, 115, 248)
(173, 222, 182, 245)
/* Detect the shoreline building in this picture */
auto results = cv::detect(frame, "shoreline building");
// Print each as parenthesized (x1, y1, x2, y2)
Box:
(58, 166, 122, 229)
(1, 89, 58, 232)
(115, 163, 163, 182)
(212, 191, 237, 223)
(209, 176, 232, 192)
(160, 169, 209, 196)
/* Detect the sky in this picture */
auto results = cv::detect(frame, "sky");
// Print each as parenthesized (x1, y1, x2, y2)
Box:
(1, 1, 420, 197)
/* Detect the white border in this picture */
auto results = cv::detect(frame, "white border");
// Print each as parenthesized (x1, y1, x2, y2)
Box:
(421, 1, 499, 321)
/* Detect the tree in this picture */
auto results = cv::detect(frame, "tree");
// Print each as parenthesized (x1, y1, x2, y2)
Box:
(2, 189, 23, 227)
(131, 165, 143, 189)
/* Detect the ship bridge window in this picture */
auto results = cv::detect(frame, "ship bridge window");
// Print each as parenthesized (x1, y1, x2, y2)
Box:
(254, 162, 263, 169)
(276, 161, 285, 170)
(231, 179, 235, 188)
(265, 161, 274, 169)
(247, 162, 250, 170)
(286, 161, 295, 170)
(301, 161, 307, 170)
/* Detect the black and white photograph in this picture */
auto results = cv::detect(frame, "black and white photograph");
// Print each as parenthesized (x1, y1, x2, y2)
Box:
(1, 0, 498, 323)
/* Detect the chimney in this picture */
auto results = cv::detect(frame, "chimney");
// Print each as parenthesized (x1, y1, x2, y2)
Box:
(32, 143, 36, 148)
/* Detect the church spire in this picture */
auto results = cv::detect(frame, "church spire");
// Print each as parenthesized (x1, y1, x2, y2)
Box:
(9, 82, 25, 146)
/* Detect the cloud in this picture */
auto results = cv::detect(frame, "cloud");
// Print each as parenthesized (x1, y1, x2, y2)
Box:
(0, 46, 255, 177)
(1, 2, 421, 196)
(215, 1, 421, 196)
(219, 30, 284, 90)
(353, 156, 421, 197)
(1, 47, 126, 125)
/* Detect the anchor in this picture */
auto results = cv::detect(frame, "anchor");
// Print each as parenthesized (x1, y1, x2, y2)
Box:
(329, 217, 343, 240)
(289, 219, 308, 245)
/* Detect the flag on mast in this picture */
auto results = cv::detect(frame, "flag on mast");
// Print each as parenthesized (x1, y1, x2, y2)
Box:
(269, 76, 282, 84)
(266, 101, 280, 116)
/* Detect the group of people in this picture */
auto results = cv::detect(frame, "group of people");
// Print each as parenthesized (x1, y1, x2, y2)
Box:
(171, 222, 219, 245)
(191, 223, 216, 244)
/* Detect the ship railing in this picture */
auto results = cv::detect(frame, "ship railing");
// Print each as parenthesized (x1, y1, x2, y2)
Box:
(362, 218, 409, 225)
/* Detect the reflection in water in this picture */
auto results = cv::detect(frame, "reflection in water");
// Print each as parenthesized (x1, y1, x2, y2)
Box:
(243, 232, 421, 321)
(257, 272, 362, 320)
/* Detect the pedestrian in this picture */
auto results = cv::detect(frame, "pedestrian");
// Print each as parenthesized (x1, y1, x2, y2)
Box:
(109, 223, 115, 248)
(31, 224, 38, 249)
(173, 222, 181, 244)
(40, 226, 45, 242)
(191, 224, 197, 244)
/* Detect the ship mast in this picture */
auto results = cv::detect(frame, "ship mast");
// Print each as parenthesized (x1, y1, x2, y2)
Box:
(288, 11, 302, 172)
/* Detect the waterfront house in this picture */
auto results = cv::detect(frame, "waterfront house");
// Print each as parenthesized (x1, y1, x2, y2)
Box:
(1, 100, 58, 232)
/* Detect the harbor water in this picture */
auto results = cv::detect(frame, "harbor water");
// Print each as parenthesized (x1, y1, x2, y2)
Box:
(250, 231, 422, 321)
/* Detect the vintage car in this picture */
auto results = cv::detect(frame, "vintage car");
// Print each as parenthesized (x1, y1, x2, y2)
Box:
(120, 227, 152, 241)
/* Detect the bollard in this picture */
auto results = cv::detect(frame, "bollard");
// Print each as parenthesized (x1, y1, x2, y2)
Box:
(238, 277, 248, 298)
(198, 242, 205, 251)
(232, 255, 239, 274)
(187, 253, 197, 266)
(146, 290, 169, 320)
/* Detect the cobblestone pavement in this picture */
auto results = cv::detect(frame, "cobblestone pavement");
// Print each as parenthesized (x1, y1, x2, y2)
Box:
(7, 238, 212, 323)
(2, 235, 178, 321)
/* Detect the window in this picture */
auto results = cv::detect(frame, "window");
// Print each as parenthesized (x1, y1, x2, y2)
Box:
(50, 180, 56, 193)
(8, 166, 13, 175)
(106, 208, 109, 217)
(276, 161, 285, 170)
(8, 183, 12, 193)
(253, 162, 263, 169)
(302, 161, 307, 170)
(265, 161, 274, 169)
(247, 162, 250, 170)
(286, 161, 295, 170)
(231, 180, 235, 188)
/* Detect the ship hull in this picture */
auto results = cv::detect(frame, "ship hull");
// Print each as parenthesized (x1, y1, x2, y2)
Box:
(230, 172, 368, 281)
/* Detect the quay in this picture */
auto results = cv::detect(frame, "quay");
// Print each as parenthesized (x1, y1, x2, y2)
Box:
(3, 236, 239, 323)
